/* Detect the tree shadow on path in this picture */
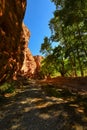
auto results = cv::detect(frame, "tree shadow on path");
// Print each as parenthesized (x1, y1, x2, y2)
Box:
(0, 80, 87, 130)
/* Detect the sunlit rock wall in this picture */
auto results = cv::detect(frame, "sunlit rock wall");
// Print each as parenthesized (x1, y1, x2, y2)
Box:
(21, 24, 43, 78)
(21, 24, 37, 78)
(34, 55, 43, 77)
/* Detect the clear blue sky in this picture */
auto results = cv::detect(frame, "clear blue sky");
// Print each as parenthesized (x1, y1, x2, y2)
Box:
(24, 0, 55, 56)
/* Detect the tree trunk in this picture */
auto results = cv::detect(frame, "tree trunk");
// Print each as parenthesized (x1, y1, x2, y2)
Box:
(76, 48, 84, 77)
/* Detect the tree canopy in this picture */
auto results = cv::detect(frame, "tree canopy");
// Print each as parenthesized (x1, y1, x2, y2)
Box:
(40, 0, 87, 77)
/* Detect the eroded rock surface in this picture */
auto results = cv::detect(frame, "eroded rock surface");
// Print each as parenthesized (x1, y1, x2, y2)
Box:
(21, 24, 36, 78)
(0, 0, 43, 82)
(34, 55, 43, 77)
(0, 0, 26, 82)
(21, 25, 43, 78)
(21, 24, 43, 78)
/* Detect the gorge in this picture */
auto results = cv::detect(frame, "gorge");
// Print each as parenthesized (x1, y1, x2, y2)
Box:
(0, 0, 42, 83)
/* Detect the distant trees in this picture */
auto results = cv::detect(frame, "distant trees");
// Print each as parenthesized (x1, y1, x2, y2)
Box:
(40, 37, 52, 56)
(40, 0, 87, 77)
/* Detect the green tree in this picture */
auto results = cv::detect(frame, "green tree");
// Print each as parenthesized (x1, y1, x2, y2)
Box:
(40, 0, 87, 77)
(40, 37, 52, 56)
(49, 0, 87, 76)
(39, 55, 56, 79)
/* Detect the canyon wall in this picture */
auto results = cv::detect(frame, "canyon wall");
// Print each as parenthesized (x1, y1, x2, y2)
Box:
(0, 0, 26, 82)
(21, 23, 37, 78)
(21, 24, 43, 78)
(0, 0, 42, 83)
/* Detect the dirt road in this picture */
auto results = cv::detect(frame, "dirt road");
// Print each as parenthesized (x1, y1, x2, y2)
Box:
(0, 80, 87, 130)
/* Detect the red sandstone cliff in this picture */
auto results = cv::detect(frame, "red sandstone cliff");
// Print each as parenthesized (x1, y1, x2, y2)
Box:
(0, 0, 43, 82)
(34, 55, 43, 76)
(0, 0, 26, 83)
(21, 24, 43, 78)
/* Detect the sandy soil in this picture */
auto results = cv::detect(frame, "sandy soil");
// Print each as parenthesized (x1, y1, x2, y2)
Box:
(0, 77, 87, 130)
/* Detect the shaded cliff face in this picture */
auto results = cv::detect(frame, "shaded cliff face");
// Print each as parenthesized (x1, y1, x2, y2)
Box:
(0, 0, 26, 82)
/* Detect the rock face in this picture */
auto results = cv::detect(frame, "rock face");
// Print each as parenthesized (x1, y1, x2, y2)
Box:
(21, 48, 37, 78)
(0, 0, 26, 82)
(34, 55, 43, 76)
(21, 24, 37, 78)
(21, 24, 43, 78)
(21, 53, 43, 78)
(0, 0, 43, 82)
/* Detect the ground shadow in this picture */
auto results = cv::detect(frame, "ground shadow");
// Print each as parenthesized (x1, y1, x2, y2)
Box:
(0, 81, 87, 130)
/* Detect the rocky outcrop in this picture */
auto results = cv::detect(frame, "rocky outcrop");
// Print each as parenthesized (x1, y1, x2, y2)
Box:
(21, 49, 37, 78)
(21, 24, 37, 77)
(0, 0, 43, 82)
(34, 55, 43, 76)
(21, 24, 43, 78)
(0, 0, 26, 83)
(21, 53, 43, 78)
